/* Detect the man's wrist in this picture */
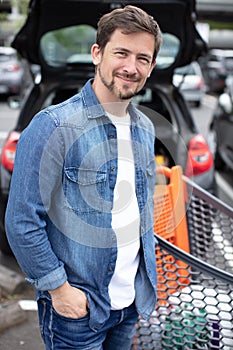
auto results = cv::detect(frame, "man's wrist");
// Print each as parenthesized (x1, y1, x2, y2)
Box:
(48, 280, 69, 296)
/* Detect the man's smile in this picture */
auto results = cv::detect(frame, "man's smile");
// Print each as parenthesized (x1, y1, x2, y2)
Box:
(114, 72, 140, 84)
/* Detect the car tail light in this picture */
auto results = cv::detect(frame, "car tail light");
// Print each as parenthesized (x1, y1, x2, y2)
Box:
(5, 63, 21, 72)
(185, 134, 213, 177)
(196, 77, 204, 90)
(1, 131, 20, 172)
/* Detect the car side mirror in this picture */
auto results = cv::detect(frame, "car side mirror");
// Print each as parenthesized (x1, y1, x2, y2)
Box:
(218, 93, 232, 114)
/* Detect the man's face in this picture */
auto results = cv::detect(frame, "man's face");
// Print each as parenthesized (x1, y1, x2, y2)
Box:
(92, 29, 156, 102)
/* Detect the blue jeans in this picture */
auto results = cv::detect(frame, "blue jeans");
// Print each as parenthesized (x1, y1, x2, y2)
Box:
(38, 297, 138, 350)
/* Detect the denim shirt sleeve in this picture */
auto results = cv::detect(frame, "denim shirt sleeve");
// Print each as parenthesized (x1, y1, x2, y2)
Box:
(26, 261, 67, 290)
(5, 111, 67, 291)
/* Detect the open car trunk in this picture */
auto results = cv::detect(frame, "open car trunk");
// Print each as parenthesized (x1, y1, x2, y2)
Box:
(12, 0, 206, 83)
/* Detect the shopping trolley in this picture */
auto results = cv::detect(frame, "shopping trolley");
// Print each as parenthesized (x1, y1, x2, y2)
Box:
(132, 165, 233, 350)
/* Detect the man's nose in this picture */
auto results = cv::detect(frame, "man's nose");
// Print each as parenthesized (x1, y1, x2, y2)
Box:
(123, 55, 138, 74)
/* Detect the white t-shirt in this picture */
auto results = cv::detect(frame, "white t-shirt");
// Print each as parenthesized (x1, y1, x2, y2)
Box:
(107, 113, 140, 310)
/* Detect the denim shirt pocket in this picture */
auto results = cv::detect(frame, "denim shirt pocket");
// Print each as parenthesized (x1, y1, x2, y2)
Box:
(63, 167, 107, 213)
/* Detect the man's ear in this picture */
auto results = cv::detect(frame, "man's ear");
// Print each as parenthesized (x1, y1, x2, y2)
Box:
(148, 59, 156, 77)
(91, 44, 102, 65)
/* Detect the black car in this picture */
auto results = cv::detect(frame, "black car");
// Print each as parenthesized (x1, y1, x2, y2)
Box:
(208, 75, 233, 171)
(0, 0, 216, 255)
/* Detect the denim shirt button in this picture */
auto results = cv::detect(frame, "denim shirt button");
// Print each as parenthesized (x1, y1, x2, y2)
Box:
(109, 134, 115, 139)
(111, 167, 115, 172)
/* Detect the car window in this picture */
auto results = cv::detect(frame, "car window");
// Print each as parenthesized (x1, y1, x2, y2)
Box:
(225, 57, 233, 73)
(0, 53, 16, 62)
(156, 33, 180, 69)
(40, 25, 96, 67)
(174, 64, 195, 75)
(40, 25, 180, 69)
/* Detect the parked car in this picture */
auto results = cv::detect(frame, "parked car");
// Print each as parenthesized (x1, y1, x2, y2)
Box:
(0, 0, 215, 255)
(204, 49, 233, 94)
(0, 46, 25, 96)
(208, 74, 233, 171)
(173, 61, 206, 107)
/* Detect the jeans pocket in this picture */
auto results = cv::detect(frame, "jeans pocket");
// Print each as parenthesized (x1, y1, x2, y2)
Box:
(52, 306, 90, 321)
(37, 298, 47, 340)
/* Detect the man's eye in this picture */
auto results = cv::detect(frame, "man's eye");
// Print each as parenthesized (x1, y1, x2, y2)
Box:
(115, 51, 127, 57)
(138, 57, 150, 64)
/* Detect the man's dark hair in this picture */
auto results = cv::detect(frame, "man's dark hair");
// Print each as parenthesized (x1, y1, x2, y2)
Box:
(96, 5, 162, 61)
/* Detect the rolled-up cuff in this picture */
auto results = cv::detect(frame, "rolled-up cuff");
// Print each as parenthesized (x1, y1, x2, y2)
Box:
(26, 262, 67, 291)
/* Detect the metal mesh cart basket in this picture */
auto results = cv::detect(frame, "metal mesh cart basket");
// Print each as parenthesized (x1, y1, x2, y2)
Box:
(132, 166, 233, 350)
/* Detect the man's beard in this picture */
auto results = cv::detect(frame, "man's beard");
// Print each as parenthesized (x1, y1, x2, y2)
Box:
(98, 67, 141, 100)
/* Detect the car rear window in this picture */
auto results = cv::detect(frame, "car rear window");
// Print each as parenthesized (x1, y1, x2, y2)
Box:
(40, 25, 96, 67)
(0, 53, 16, 62)
(40, 25, 180, 70)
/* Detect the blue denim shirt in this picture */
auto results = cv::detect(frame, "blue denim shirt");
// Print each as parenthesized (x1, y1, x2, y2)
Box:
(5, 79, 157, 331)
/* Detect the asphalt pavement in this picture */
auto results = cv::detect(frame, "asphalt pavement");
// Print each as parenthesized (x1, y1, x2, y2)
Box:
(0, 254, 44, 349)
(0, 310, 44, 350)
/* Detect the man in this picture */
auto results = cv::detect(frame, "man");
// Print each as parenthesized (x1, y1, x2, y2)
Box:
(5, 5, 162, 350)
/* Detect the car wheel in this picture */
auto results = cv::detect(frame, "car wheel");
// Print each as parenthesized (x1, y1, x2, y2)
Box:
(207, 127, 224, 170)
